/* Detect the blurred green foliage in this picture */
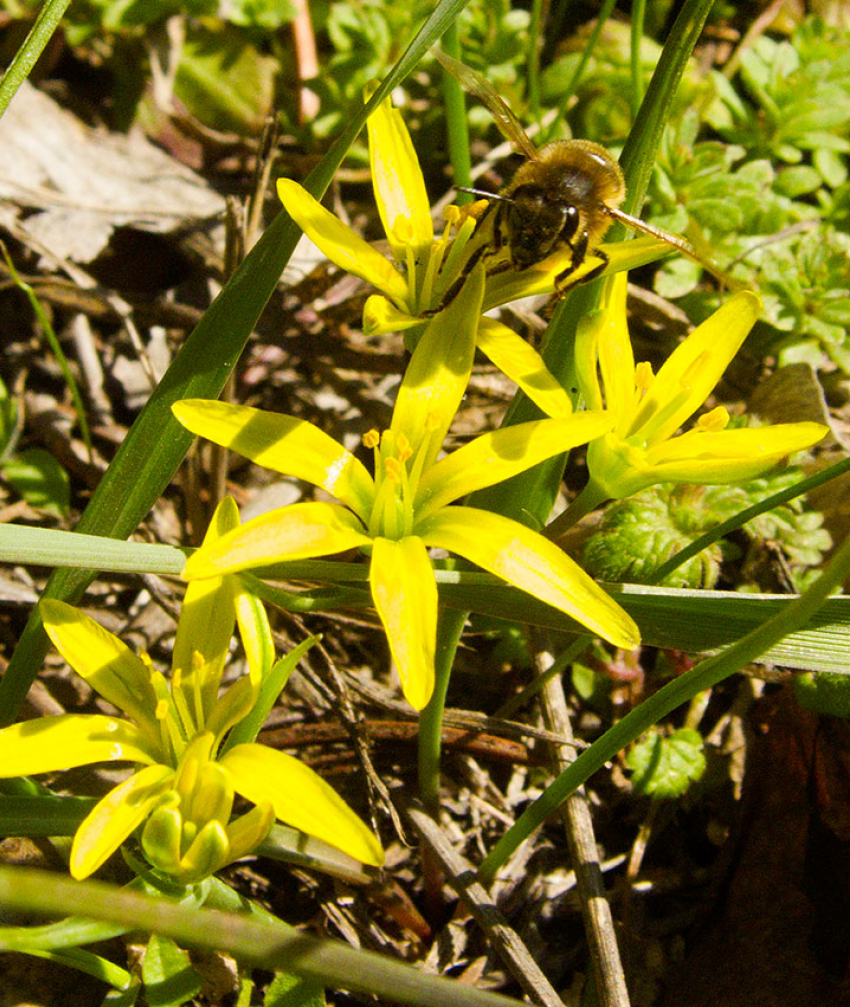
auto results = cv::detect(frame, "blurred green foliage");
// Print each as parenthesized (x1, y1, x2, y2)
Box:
(0, 377, 69, 519)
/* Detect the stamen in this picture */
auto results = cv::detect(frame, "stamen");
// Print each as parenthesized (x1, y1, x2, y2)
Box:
(169, 664, 197, 739)
(418, 240, 444, 312)
(190, 651, 207, 728)
(634, 361, 654, 392)
(434, 213, 480, 302)
(396, 433, 413, 463)
(697, 406, 730, 432)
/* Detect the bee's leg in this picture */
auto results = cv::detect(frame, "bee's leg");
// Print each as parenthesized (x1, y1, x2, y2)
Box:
(577, 246, 610, 284)
(421, 244, 490, 317)
(423, 202, 509, 316)
(554, 242, 609, 296)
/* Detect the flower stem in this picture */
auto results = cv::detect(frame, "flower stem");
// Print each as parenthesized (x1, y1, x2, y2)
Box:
(418, 609, 467, 816)
(545, 481, 607, 542)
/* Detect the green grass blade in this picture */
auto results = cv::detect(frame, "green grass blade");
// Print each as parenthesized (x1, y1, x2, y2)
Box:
(0, 0, 72, 120)
(0, 866, 527, 1007)
(0, 525, 186, 574)
(649, 456, 850, 584)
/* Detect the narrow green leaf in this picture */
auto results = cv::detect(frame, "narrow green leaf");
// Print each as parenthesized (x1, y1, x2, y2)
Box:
(0, 0, 72, 119)
(21, 947, 132, 992)
(0, 524, 187, 574)
(142, 934, 202, 1007)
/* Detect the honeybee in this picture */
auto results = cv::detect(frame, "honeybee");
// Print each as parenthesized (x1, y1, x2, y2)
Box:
(434, 49, 734, 291)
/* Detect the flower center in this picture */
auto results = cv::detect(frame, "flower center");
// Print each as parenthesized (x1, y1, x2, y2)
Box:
(364, 419, 439, 539)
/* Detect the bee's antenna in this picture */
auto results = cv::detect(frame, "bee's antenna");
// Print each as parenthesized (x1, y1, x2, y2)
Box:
(605, 205, 746, 292)
(455, 186, 514, 203)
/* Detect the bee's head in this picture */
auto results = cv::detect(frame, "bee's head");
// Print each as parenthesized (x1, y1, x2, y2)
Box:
(504, 186, 580, 268)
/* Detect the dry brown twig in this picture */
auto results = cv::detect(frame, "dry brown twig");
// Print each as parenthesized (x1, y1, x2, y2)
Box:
(532, 628, 631, 1007)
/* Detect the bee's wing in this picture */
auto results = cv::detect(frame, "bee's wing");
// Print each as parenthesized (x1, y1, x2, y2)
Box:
(432, 49, 539, 162)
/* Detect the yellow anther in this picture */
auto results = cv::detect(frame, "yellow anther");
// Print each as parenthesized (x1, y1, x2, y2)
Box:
(363, 429, 380, 449)
(424, 411, 439, 432)
(396, 433, 413, 462)
(155, 698, 170, 721)
(634, 361, 655, 391)
(384, 457, 402, 482)
(443, 205, 461, 225)
(696, 406, 730, 432)
(139, 650, 153, 669)
(191, 651, 205, 670)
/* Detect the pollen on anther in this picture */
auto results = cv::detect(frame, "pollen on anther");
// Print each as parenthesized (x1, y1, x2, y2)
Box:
(635, 361, 654, 391)
(697, 406, 730, 432)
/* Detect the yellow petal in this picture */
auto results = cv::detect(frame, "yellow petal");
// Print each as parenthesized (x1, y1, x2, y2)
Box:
(234, 585, 274, 687)
(177, 819, 231, 882)
(476, 318, 574, 418)
(221, 744, 384, 866)
(482, 235, 670, 311)
(593, 272, 636, 432)
(225, 802, 275, 863)
(420, 506, 640, 649)
(206, 674, 259, 747)
(277, 178, 410, 308)
(415, 412, 613, 520)
(367, 95, 433, 259)
(369, 537, 436, 711)
(632, 290, 761, 443)
(70, 764, 174, 879)
(172, 400, 375, 520)
(390, 262, 485, 468)
(362, 294, 422, 335)
(41, 600, 158, 730)
(183, 503, 372, 580)
(644, 423, 829, 481)
(0, 714, 158, 776)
